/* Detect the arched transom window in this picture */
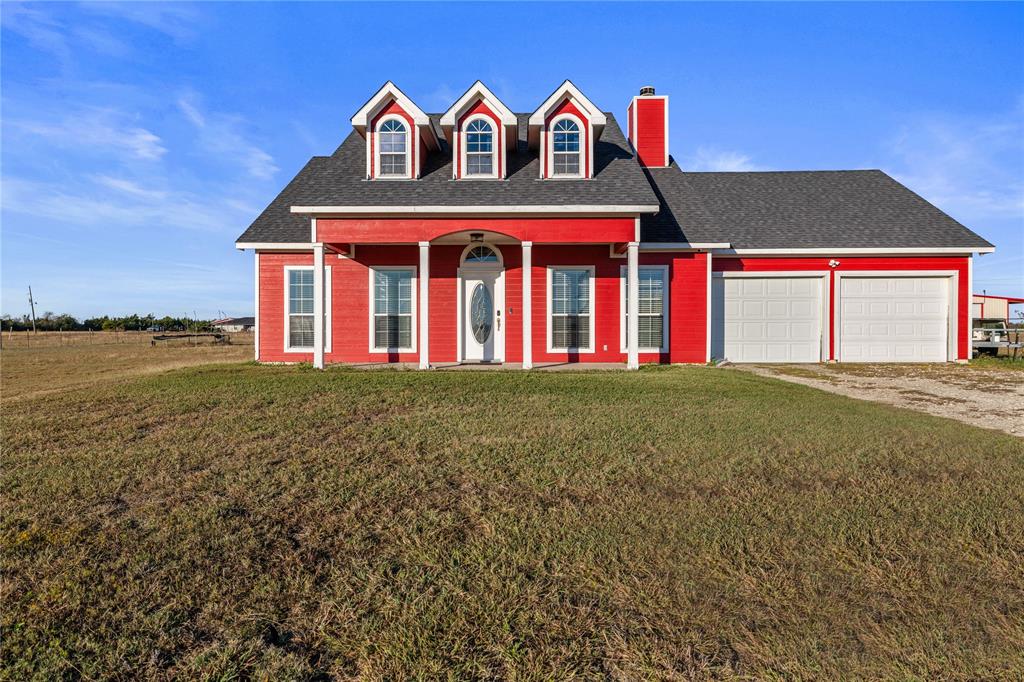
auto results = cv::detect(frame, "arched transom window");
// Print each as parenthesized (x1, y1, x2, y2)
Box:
(378, 119, 407, 176)
(464, 245, 499, 264)
(552, 118, 581, 176)
(465, 119, 494, 176)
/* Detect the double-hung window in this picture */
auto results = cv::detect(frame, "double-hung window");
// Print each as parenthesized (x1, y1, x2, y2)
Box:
(548, 267, 594, 352)
(621, 266, 668, 352)
(465, 119, 494, 176)
(285, 266, 331, 352)
(378, 119, 407, 177)
(371, 267, 415, 351)
(552, 118, 581, 176)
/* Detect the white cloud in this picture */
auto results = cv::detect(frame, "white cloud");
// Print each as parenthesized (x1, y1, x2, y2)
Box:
(683, 147, 766, 172)
(884, 109, 1024, 221)
(9, 109, 167, 160)
(177, 93, 279, 180)
(77, 2, 203, 43)
(90, 175, 168, 200)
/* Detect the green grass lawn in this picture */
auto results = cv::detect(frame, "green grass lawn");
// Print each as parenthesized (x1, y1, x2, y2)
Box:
(3, 363, 1023, 679)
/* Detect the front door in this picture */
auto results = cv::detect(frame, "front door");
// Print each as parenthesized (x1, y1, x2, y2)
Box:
(462, 270, 503, 362)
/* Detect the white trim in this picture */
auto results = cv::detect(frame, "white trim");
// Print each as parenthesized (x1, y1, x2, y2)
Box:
(313, 244, 325, 369)
(459, 114, 499, 180)
(546, 113, 585, 179)
(705, 252, 711, 363)
(966, 256, 973, 359)
(440, 80, 517, 128)
(351, 81, 431, 128)
(626, 242, 639, 369)
(236, 243, 313, 251)
(619, 264, 669, 353)
(290, 204, 660, 215)
(640, 242, 731, 251)
(419, 242, 430, 369)
(663, 95, 670, 167)
(283, 265, 332, 354)
(713, 271, 830, 362)
(832, 270, 959, 363)
(368, 265, 418, 354)
(254, 252, 260, 361)
(634, 216, 641, 242)
(373, 114, 413, 180)
(715, 247, 995, 255)
(528, 80, 607, 128)
(545, 265, 597, 354)
(522, 241, 533, 369)
(310, 217, 317, 243)
(459, 242, 504, 268)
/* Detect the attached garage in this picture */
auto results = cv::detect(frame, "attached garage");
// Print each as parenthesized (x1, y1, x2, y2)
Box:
(711, 275, 825, 363)
(837, 275, 952, 362)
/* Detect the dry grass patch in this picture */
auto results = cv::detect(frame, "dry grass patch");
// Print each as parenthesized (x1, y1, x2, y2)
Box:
(2, 354, 1024, 679)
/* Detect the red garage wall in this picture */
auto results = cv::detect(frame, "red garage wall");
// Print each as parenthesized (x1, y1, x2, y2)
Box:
(714, 255, 971, 360)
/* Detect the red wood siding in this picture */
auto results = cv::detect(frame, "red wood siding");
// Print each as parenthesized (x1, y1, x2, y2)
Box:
(544, 99, 591, 179)
(370, 100, 416, 179)
(714, 255, 971, 360)
(455, 100, 503, 179)
(634, 97, 666, 168)
(316, 217, 636, 244)
(643, 251, 709, 363)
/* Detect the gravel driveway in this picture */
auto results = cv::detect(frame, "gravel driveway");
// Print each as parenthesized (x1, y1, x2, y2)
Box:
(736, 363, 1024, 437)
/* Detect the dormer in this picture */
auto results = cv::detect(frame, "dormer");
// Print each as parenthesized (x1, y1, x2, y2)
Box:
(350, 81, 440, 180)
(528, 80, 607, 179)
(440, 81, 517, 180)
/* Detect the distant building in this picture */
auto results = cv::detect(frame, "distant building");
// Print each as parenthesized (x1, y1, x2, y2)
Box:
(211, 317, 255, 333)
(973, 295, 1024, 323)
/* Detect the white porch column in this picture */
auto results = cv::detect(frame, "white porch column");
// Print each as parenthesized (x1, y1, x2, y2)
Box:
(419, 241, 430, 369)
(627, 241, 640, 370)
(521, 241, 533, 369)
(313, 243, 325, 370)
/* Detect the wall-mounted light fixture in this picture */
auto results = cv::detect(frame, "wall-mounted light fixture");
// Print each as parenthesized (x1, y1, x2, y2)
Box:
(828, 259, 841, 268)
(470, 232, 484, 243)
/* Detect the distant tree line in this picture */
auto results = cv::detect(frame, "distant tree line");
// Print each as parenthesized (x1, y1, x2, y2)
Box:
(0, 313, 215, 333)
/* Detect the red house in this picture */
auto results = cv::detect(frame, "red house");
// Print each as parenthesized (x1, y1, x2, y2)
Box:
(236, 80, 994, 368)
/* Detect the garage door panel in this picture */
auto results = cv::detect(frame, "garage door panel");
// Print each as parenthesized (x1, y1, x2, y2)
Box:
(840, 276, 948, 363)
(711, 276, 822, 363)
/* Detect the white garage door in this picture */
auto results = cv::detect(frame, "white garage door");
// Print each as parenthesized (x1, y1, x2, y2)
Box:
(711, 277, 822, 362)
(839, 277, 948, 362)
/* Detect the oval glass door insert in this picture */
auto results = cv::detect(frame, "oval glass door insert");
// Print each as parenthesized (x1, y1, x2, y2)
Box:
(470, 283, 493, 344)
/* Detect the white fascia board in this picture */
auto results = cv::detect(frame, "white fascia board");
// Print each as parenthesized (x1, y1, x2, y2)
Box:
(290, 204, 659, 215)
(236, 242, 312, 251)
(640, 242, 731, 251)
(440, 80, 517, 128)
(528, 79, 607, 127)
(350, 81, 430, 129)
(714, 246, 995, 255)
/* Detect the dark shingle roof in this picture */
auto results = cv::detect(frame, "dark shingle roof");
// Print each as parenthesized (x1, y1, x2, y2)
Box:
(236, 113, 657, 243)
(641, 163, 993, 249)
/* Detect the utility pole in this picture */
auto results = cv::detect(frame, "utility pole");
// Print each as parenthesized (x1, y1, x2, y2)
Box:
(27, 286, 37, 333)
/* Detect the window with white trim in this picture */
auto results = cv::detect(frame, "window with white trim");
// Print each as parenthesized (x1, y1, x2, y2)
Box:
(465, 119, 494, 176)
(552, 118, 581, 176)
(285, 267, 331, 352)
(549, 267, 593, 351)
(378, 119, 407, 176)
(372, 268, 415, 351)
(621, 266, 668, 352)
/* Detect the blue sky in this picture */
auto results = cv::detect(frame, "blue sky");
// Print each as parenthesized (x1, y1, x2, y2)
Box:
(2, 2, 1022, 319)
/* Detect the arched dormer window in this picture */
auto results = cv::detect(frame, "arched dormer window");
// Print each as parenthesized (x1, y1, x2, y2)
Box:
(377, 118, 408, 177)
(552, 118, 581, 176)
(465, 118, 495, 177)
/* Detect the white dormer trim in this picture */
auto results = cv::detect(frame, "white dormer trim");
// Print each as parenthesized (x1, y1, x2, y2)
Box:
(441, 80, 516, 129)
(459, 113, 500, 180)
(545, 113, 586, 180)
(350, 81, 439, 172)
(373, 114, 414, 181)
(528, 80, 607, 129)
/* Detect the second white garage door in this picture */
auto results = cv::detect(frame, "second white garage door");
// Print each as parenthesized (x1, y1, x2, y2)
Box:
(711, 277, 823, 362)
(839, 276, 949, 362)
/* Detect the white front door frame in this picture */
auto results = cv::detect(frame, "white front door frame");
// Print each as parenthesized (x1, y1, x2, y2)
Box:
(457, 267, 505, 362)
(833, 270, 959, 362)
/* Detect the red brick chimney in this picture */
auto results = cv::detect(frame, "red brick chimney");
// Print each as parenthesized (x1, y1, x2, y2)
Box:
(627, 86, 669, 168)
